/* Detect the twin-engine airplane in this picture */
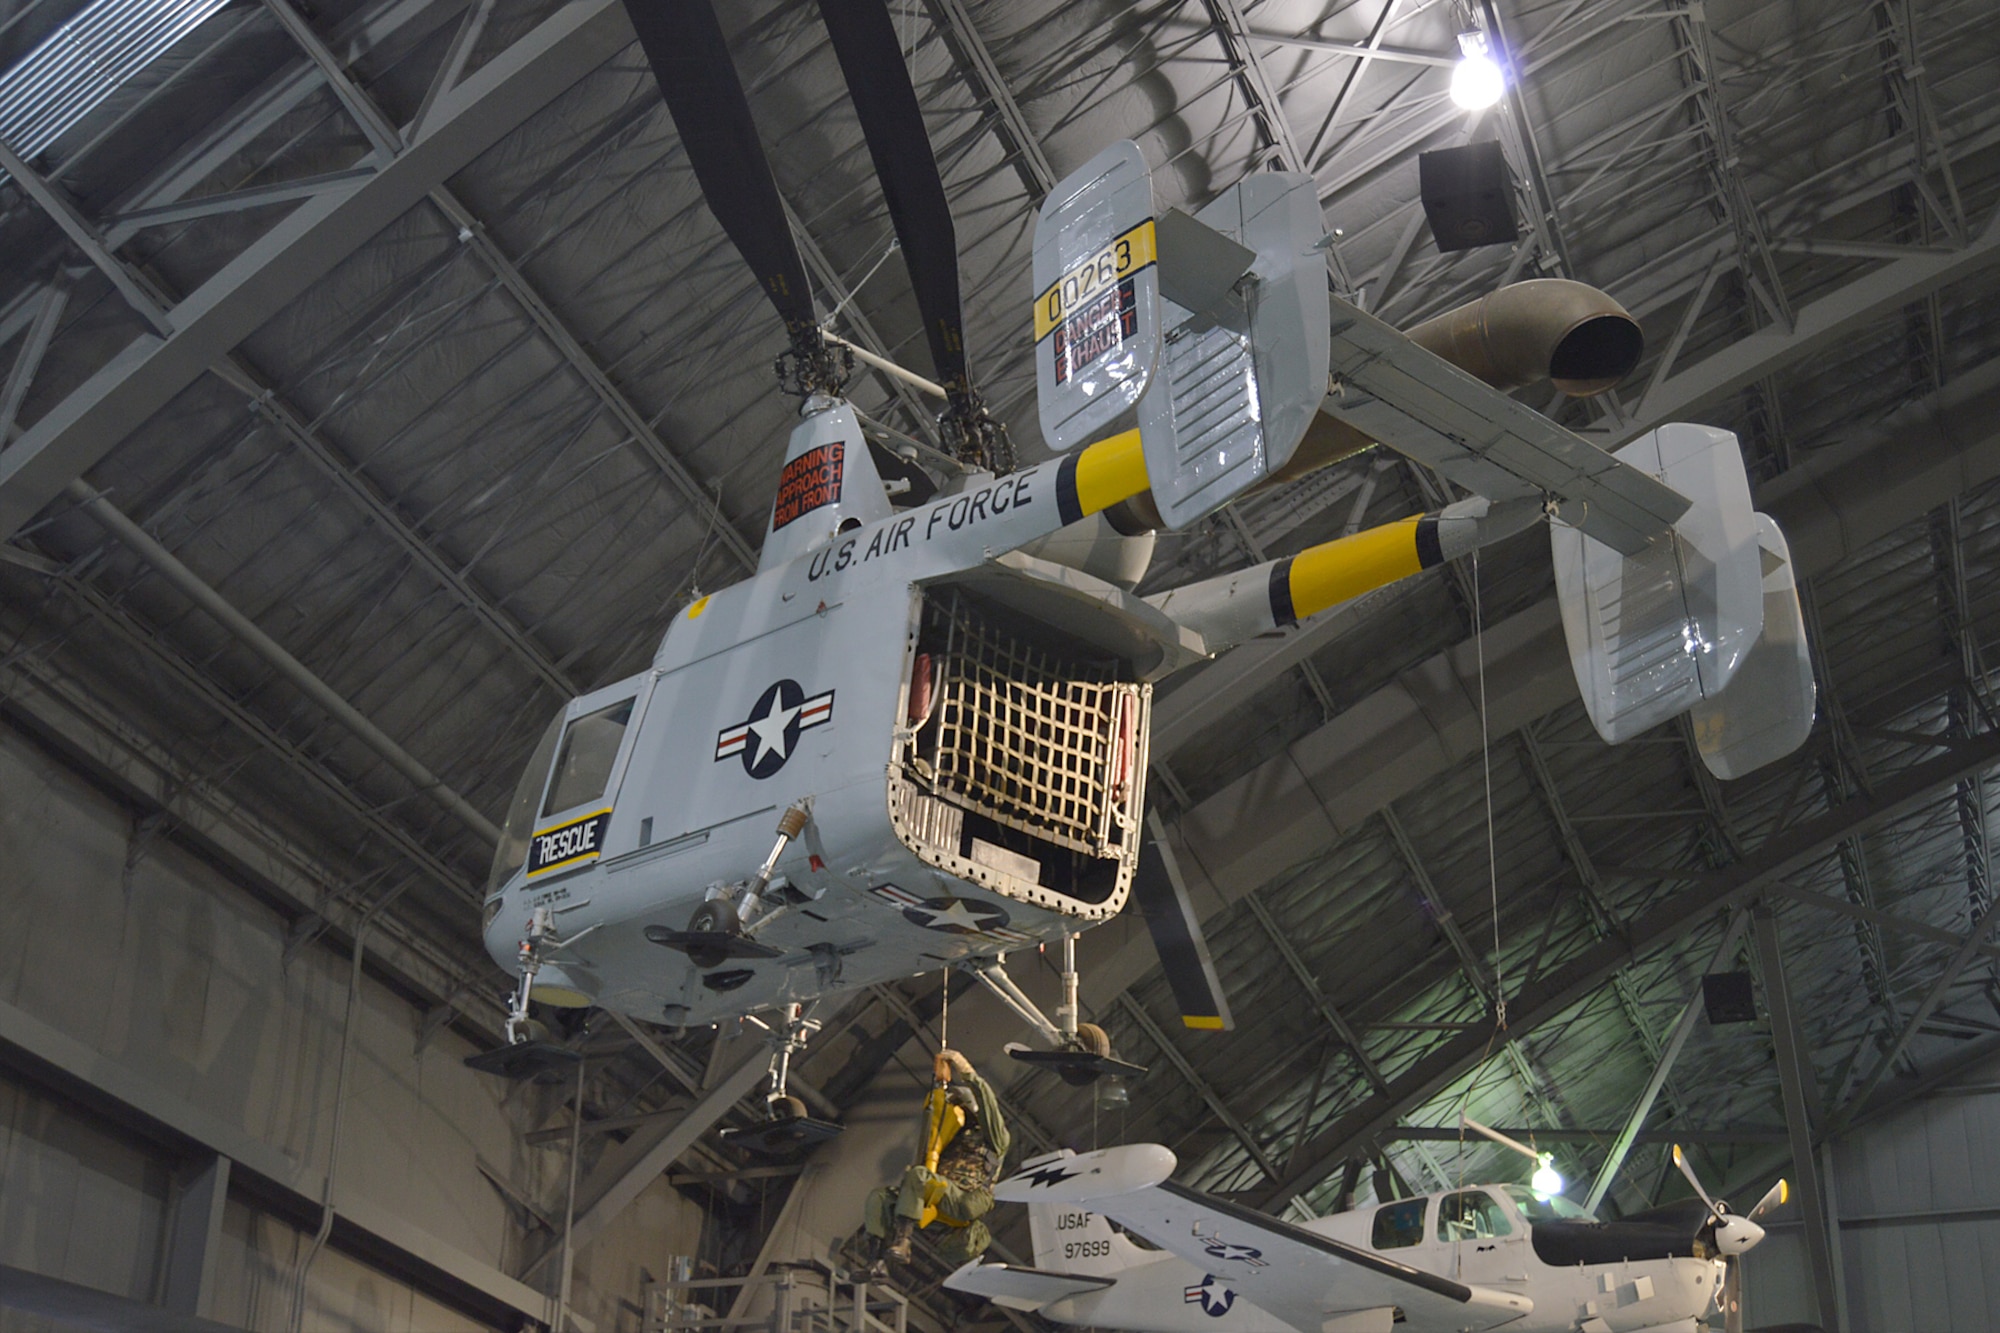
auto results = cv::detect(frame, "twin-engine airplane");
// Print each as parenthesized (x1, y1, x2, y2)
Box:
(948, 1144, 1798, 1333)
(473, 0, 1818, 1124)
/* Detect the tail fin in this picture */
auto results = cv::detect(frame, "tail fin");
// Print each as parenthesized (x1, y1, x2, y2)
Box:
(1020, 1151, 1159, 1276)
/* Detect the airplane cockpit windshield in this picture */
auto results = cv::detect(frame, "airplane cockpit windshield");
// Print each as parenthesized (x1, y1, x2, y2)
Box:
(1501, 1185, 1595, 1223)
(486, 711, 565, 898)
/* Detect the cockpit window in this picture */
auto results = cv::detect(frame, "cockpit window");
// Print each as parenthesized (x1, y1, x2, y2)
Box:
(1371, 1198, 1427, 1250)
(1502, 1185, 1594, 1222)
(541, 698, 636, 816)
(1438, 1190, 1513, 1241)
(487, 711, 564, 894)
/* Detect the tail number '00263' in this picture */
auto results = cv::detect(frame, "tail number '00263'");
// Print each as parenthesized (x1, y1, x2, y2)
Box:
(1064, 1239, 1112, 1260)
(1035, 220, 1156, 343)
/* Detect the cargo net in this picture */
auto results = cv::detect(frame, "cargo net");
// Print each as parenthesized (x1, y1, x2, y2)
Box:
(912, 590, 1142, 858)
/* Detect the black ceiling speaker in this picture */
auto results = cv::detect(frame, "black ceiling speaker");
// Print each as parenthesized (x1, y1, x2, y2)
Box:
(1419, 141, 1518, 252)
(1702, 971, 1759, 1025)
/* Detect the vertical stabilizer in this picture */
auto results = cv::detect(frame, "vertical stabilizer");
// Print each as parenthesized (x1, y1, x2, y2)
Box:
(1022, 1151, 1156, 1276)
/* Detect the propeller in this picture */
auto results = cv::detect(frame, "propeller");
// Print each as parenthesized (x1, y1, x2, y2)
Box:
(813, 0, 1012, 473)
(619, 0, 849, 395)
(1671, 1144, 1788, 1333)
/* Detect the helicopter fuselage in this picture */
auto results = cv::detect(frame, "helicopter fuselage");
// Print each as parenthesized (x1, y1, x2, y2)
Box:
(481, 425, 1158, 1027)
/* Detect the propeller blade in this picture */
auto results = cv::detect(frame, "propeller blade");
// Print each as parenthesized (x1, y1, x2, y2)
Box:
(814, 0, 968, 396)
(1130, 809, 1233, 1030)
(620, 0, 819, 340)
(1670, 1143, 1724, 1222)
(1748, 1176, 1790, 1220)
(1721, 1253, 1743, 1333)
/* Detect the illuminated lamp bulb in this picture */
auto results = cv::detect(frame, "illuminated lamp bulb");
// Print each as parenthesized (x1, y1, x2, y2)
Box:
(1451, 31, 1506, 110)
(1531, 1152, 1564, 1199)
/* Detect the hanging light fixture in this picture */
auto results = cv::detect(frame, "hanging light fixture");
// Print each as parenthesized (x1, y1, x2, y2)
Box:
(1450, 30, 1506, 110)
(1530, 1152, 1565, 1199)
(1461, 1114, 1567, 1199)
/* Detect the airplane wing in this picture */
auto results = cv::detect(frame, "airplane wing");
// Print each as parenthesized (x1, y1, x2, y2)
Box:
(943, 1261, 1116, 1311)
(996, 1147, 1532, 1333)
(1318, 297, 1689, 556)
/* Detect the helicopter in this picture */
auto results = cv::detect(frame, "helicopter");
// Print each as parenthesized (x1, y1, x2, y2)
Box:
(472, 0, 1818, 1132)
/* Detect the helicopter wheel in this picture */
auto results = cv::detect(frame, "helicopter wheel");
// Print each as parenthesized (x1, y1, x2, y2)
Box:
(514, 1017, 550, 1046)
(769, 1094, 808, 1123)
(1060, 1022, 1112, 1086)
(686, 898, 741, 970)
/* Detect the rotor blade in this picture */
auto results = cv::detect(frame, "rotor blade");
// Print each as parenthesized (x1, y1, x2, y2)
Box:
(1670, 1143, 1723, 1221)
(815, 0, 968, 392)
(621, 0, 818, 337)
(1130, 810, 1234, 1031)
(1748, 1177, 1789, 1220)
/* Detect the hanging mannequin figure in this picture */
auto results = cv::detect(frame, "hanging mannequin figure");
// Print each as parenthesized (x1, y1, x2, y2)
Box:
(860, 1048, 1011, 1276)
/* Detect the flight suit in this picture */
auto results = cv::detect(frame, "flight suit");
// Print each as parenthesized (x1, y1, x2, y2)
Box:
(863, 1053, 1011, 1266)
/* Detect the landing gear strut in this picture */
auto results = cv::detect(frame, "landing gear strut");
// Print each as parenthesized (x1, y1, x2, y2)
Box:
(645, 805, 810, 968)
(463, 905, 588, 1081)
(720, 1001, 844, 1154)
(969, 935, 1145, 1084)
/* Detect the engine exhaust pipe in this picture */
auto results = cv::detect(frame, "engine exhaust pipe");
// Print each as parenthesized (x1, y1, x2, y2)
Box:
(1404, 278, 1643, 398)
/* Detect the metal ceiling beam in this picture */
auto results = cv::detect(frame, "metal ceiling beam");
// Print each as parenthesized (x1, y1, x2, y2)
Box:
(1762, 881, 2000, 963)
(1253, 723, 2000, 1209)
(0, 276, 68, 441)
(1250, 30, 1454, 69)
(208, 357, 580, 697)
(529, 1036, 773, 1266)
(1750, 904, 1840, 1330)
(1664, 0, 1793, 330)
(1621, 205, 2000, 438)
(252, 0, 760, 573)
(0, 0, 635, 541)
(0, 137, 173, 336)
(1199, 0, 1309, 174)
(65, 481, 500, 843)
(106, 169, 381, 233)
(1584, 910, 1748, 1213)
(1117, 993, 1280, 1181)
(1387, 1124, 1782, 1145)
(1835, 866, 2000, 1137)
(921, 0, 1056, 197)
(1243, 894, 1388, 1093)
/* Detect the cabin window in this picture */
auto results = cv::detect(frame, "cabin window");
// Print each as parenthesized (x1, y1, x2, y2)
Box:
(487, 712, 565, 892)
(1437, 1190, 1513, 1242)
(542, 697, 637, 816)
(1371, 1198, 1427, 1250)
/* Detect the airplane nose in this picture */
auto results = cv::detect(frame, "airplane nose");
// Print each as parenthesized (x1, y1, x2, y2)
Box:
(1715, 1215, 1765, 1255)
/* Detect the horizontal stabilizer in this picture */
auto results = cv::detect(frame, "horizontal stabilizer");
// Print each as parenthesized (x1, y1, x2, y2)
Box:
(995, 1144, 1177, 1204)
(943, 1262, 1115, 1311)
(1320, 296, 1688, 554)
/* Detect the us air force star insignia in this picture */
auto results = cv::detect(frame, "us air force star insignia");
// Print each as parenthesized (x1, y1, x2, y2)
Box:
(715, 679, 834, 778)
(1201, 1241, 1267, 1267)
(1184, 1276, 1236, 1317)
(866, 885, 1034, 943)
